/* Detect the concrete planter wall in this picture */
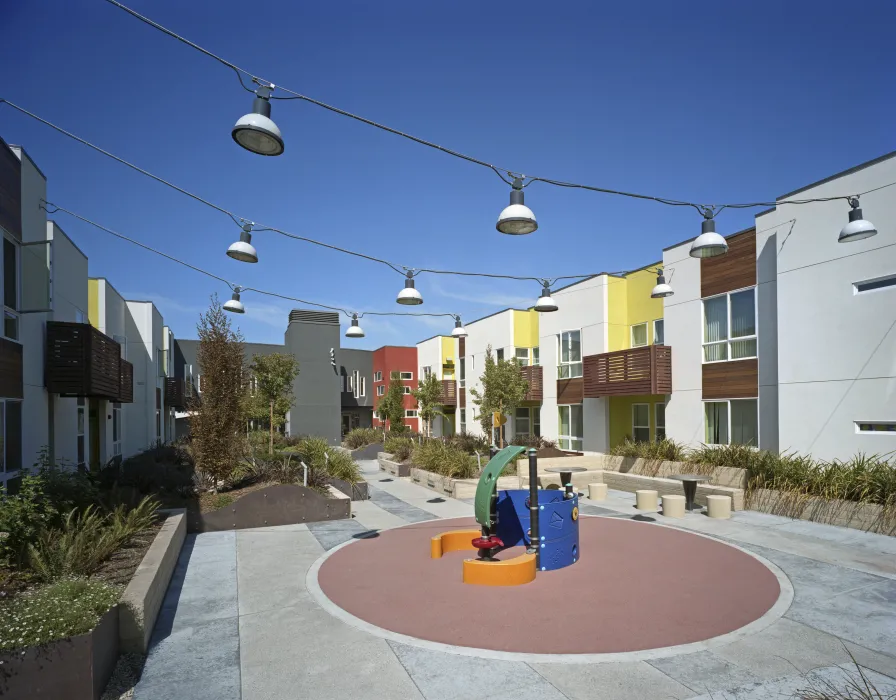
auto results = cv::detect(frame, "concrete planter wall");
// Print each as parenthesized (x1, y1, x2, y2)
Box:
(748, 488, 896, 536)
(410, 467, 520, 499)
(0, 605, 119, 700)
(377, 453, 410, 478)
(120, 509, 186, 654)
(329, 476, 369, 501)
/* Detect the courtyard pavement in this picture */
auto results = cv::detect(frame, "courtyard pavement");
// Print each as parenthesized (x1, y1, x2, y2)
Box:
(132, 460, 896, 700)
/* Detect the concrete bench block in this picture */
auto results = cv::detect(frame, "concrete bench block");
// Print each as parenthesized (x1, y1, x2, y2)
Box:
(706, 494, 732, 519)
(635, 489, 658, 511)
(588, 482, 608, 501)
(662, 494, 686, 518)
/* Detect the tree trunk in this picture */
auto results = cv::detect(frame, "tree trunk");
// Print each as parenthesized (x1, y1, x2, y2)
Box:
(269, 400, 274, 454)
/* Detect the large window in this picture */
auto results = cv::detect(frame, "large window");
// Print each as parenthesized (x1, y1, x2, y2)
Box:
(0, 400, 23, 490)
(558, 404, 583, 451)
(654, 319, 664, 345)
(532, 347, 540, 366)
(705, 399, 758, 446)
(558, 330, 582, 379)
(632, 404, 650, 442)
(515, 407, 530, 435)
(459, 408, 466, 433)
(3, 235, 19, 341)
(515, 348, 530, 367)
(631, 323, 648, 348)
(458, 358, 466, 388)
(656, 403, 666, 440)
(703, 289, 756, 362)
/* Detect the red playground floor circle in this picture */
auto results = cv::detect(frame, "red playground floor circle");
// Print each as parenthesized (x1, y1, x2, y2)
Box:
(316, 516, 783, 655)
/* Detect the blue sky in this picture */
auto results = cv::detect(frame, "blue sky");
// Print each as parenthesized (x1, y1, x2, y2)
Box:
(1, 0, 893, 347)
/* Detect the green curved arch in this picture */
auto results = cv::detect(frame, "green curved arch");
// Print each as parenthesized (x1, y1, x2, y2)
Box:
(474, 445, 526, 529)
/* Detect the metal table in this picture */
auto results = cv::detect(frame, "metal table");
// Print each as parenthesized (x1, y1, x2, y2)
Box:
(669, 474, 710, 511)
(544, 466, 589, 489)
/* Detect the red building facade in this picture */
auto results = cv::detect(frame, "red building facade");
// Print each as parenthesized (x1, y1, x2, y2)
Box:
(371, 346, 419, 431)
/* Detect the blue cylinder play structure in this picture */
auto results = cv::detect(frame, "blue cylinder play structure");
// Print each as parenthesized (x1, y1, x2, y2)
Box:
(495, 489, 579, 571)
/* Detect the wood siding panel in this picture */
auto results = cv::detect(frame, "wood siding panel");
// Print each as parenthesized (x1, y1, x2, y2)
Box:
(583, 346, 672, 397)
(439, 380, 457, 407)
(556, 377, 584, 404)
(520, 365, 543, 401)
(702, 359, 758, 400)
(701, 229, 756, 298)
(0, 338, 23, 399)
(458, 338, 465, 358)
(459, 387, 466, 408)
(0, 142, 21, 240)
(45, 322, 125, 400)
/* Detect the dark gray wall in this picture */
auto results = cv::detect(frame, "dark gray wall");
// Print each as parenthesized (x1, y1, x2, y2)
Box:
(338, 348, 373, 409)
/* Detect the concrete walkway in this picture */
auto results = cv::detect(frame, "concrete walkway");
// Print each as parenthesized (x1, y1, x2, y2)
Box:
(133, 459, 896, 700)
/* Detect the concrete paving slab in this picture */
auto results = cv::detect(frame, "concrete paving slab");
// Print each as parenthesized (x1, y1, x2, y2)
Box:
(843, 641, 896, 679)
(647, 651, 762, 695)
(729, 511, 795, 528)
(237, 529, 323, 615)
(367, 483, 436, 522)
(577, 504, 619, 516)
(530, 660, 692, 700)
(351, 498, 409, 531)
(389, 641, 564, 700)
(135, 616, 240, 700)
(307, 517, 373, 550)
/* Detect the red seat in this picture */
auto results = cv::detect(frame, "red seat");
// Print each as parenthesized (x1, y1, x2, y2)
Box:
(471, 536, 504, 550)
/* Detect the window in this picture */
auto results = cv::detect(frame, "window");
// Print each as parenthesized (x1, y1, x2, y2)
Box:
(400, 371, 413, 380)
(405, 410, 418, 418)
(422, 366, 432, 378)
(459, 358, 466, 388)
(496, 348, 504, 361)
(515, 348, 530, 367)
(654, 319, 664, 345)
(402, 386, 412, 395)
(515, 407, 531, 435)
(631, 323, 648, 348)
(703, 288, 756, 362)
(375, 370, 382, 382)
(112, 403, 122, 456)
(655, 403, 666, 440)
(532, 347, 540, 366)
(352, 370, 363, 399)
(854, 274, 896, 294)
(376, 385, 385, 397)
(459, 408, 466, 433)
(705, 399, 757, 446)
(359, 377, 365, 398)
(3, 236, 19, 341)
(471, 355, 475, 370)
(558, 405, 583, 451)
(0, 401, 23, 489)
(77, 397, 86, 470)
(856, 422, 896, 433)
(631, 404, 650, 442)
(558, 330, 582, 378)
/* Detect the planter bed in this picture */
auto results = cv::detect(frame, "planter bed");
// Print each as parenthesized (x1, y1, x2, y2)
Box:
(378, 453, 410, 478)
(748, 488, 895, 536)
(410, 467, 520, 499)
(0, 605, 119, 700)
(191, 484, 350, 533)
(329, 476, 369, 501)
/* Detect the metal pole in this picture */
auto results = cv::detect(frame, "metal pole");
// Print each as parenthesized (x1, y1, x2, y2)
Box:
(527, 447, 539, 568)
(301, 460, 308, 487)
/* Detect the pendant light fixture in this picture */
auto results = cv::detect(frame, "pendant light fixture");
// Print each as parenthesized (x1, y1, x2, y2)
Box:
(227, 222, 259, 263)
(534, 283, 558, 312)
(223, 287, 245, 314)
(689, 210, 728, 258)
(232, 84, 285, 156)
(345, 313, 365, 338)
(451, 316, 467, 338)
(650, 268, 674, 298)
(396, 271, 423, 305)
(838, 196, 877, 243)
(497, 178, 538, 235)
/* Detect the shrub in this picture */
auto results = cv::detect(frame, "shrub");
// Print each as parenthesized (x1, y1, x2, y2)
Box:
(412, 441, 477, 479)
(344, 428, 382, 449)
(26, 497, 159, 582)
(0, 578, 122, 652)
(112, 443, 195, 496)
(32, 447, 100, 512)
(510, 435, 558, 450)
(446, 432, 490, 455)
(0, 475, 56, 568)
(385, 437, 415, 463)
(610, 438, 687, 462)
(325, 449, 362, 484)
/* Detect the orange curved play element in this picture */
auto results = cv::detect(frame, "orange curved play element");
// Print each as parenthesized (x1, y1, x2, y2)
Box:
(430, 529, 481, 559)
(463, 553, 536, 587)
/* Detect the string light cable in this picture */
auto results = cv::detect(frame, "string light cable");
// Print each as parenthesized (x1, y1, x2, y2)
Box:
(100, 0, 896, 216)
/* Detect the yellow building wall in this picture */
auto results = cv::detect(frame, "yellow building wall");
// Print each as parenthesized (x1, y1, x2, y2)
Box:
(606, 267, 664, 351)
(88, 279, 100, 329)
(512, 310, 539, 348)
(608, 395, 665, 448)
(440, 336, 455, 378)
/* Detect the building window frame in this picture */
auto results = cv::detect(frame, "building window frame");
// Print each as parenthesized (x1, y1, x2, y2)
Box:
(374, 370, 383, 382)
(558, 404, 583, 451)
(704, 398, 758, 446)
(458, 358, 466, 388)
(515, 406, 531, 436)
(655, 402, 666, 441)
(399, 371, 413, 381)
(376, 385, 385, 397)
(2, 233, 21, 342)
(459, 408, 466, 433)
(557, 330, 583, 379)
(631, 323, 648, 348)
(112, 402, 122, 456)
(631, 403, 650, 442)
(855, 421, 896, 434)
(402, 386, 411, 395)
(405, 409, 418, 418)
(0, 399, 23, 490)
(702, 287, 757, 364)
(77, 397, 86, 470)
(653, 319, 664, 345)
(515, 348, 530, 367)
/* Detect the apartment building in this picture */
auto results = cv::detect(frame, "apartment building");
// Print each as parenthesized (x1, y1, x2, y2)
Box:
(415, 334, 458, 436)
(371, 346, 419, 431)
(339, 348, 374, 433)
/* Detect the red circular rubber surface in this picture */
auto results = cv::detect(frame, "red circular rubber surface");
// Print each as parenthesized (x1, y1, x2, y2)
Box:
(317, 517, 781, 654)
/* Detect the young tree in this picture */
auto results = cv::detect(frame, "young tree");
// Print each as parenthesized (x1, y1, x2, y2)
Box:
(469, 345, 530, 447)
(188, 296, 246, 491)
(377, 375, 407, 433)
(245, 353, 300, 454)
(412, 372, 445, 438)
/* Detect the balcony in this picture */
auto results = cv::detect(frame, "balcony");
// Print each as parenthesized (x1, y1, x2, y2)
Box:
(583, 345, 672, 397)
(520, 365, 543, 401)
(439, 380, 457, 407)
(45, 322, 133, 402)
(165, 377, 186, 408)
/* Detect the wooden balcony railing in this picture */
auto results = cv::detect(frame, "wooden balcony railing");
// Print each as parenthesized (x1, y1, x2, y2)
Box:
(583, 345, 672, 397)
(45, 321, 133, 402)
(165, 377, 186, 408)
(520, 365, 543, 401)
(439, 380, 457, 407)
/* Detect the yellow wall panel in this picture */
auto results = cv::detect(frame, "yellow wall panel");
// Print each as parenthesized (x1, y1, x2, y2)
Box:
(512, 309, 539, 348)
(88, 278, 99, 329)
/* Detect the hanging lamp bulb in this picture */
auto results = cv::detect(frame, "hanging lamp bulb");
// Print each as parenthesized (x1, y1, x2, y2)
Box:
(345, 314, 365, 338)
(497, 178, 537, 235)
(223, 288, 245, 314)
(451, 317, 467, 338)
(227, 223, 259, 263)
(396, 272, 423, 305)
(534, 283, 558, 312)
(650, 268, 674, 298)
(232, 85, 284, 156)
(689, 212, 728, 258)
(839, 196, 877, 243)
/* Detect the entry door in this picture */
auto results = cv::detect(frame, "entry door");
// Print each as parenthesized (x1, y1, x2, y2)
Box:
(88, 399, 101, 470)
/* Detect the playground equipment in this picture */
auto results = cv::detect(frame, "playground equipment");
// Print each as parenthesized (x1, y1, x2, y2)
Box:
(430, 446, 580, 586)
